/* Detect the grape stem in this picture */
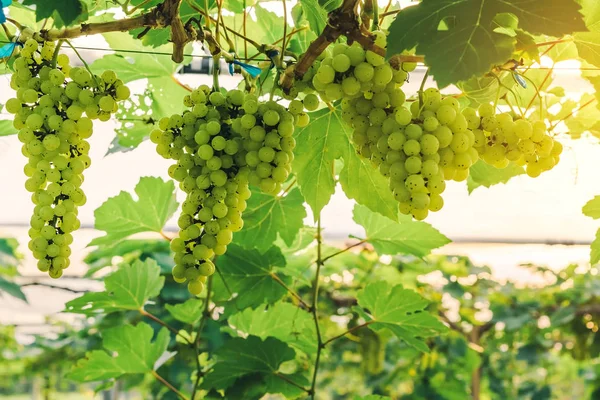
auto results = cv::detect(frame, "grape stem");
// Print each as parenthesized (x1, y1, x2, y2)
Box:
(418, 67, 429, 110)
(151, 371, 190, 400)
(308, 217, 325, 399)
(139, 308, 191, 343)
(321, 239, 368, 263)
(322, 320, 373, 346)
(64, 39, 100, 88)
(192, 275, 213, 399)
(270, 272, 310, 309)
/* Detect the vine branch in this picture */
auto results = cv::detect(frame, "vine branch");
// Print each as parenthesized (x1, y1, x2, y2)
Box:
(309, 217, 325, 399)
(39, 0, 193, 62)
(151, 370, 189, 400)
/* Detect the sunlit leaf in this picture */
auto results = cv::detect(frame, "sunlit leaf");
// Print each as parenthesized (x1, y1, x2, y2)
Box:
(89, 177, 178, 247)
(353, 204, 450, 258)
(65, 258, 164, 315)
(356, 281, 447, 352)
(68, 323, 169, 382)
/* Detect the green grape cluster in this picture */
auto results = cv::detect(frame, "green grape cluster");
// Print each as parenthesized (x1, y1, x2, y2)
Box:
(6, 39, 129, 278)
(299, 31, 409, 104)
(231, 98, 298, 195)
(471, 104, 563, 177)
(346, 85, 478, 220)
(151, 86, 299, 294)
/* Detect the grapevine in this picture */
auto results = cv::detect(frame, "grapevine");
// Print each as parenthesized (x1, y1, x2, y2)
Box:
(5, 38, 129, 278)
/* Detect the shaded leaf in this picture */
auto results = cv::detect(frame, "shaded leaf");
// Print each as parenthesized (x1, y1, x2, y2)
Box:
(229, 302, 316, 355)
(214, 245, 288, 309)
(22, 0, 86, 26)
(386, 0, 586, 87)
(0, 276, 26, 302)
(202, 336, 297, 391)
(356, 281, 447, 352)
(353, 204, 450, 258)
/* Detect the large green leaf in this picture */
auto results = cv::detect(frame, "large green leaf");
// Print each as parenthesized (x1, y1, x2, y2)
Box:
(68, 323, 169, 382)
(467, 160, 524, 193)
(214, 245, 289, 309)
(22, 0, 86, 27)
(294, 106, 398, 220)
(228, 302, 316, 355)
(293, 107, 346, 217)
(234, 188, 306, 253)
(202, 336, 299, 391)
(352, 204, 450, 258)
(574, 32, 600, 68)
(89, 177, 178, 247)
(165, 298, 203, 325)
(90, 33, 179, 82)
(65, 258, 164, 315)
(386, 0, 586, 87)
(356, 281, 447, 352)
(583, 196, 600, 219)
(83, 239, 171, 276)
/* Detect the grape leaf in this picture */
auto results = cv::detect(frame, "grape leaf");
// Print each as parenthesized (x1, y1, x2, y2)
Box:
(214, 245, 289, 309)
(68, 323, 169, 382)
(22, 0, 86, 27)
(353, 204, 450, 258)
(356, 281, 447, 352)
(65, 258, 164, 315)
(467, 160, 524, 193)
(293, 107, 347, 218)
(339, 147, 399, 221)
(574, 32, 600, 68)
(165, 298, 204, 325)
(0, 276, 26, 303)
(89, 177, 178, 247)
(274, 226, 316, 255)
(108, 89, 158, 154)
(591, 229, 600, 265)
(294, 106, 398, 220)
(0, 237, 21, 275)
(234, 188, 306, 253)
(83, 239, 171, 277)
(581, 0, 600, 32)
(228, 302, 317, 355)
(354, 396, 392, 400)
(584, 196, 600, 219)
(90, 33, 179, 82)
(386, 0, 586, 88)
(564, 93, 600, 139)
(298, 0, 328, 34)
(0, 120, 16, 136)
(202, 336, 298, 391)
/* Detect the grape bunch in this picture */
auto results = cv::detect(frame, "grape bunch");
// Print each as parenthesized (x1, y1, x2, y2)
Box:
(471, 104, 563, 177)
(231, 99, 298, 195)
(5, 39, 129, 278)
(152, 86, 251, 295)
(299, 31, 409, 105)
(346, 85, 478, 220)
